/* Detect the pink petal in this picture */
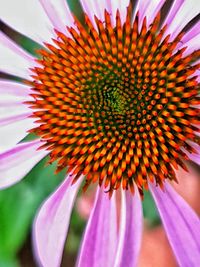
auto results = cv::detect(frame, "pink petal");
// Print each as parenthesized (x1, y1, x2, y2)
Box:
(182, 143, 200, 166)
(110, 0, 130, 26)
(0, 80, 32, 98)
(33, 174, 83, 267)
(0, 32, 35, 79)
(0, 118, 35, 153)
(149, 181, 200, 267)
(80, 0, 103, 24)
(0, 91, 32, 124)
(0, 0, 55, 45)
(162, 0, 184, 27)
(114, 188, 143, 267)
(77, 188, 118, 267)
(39, 0, 74, 34)
(0, 80, 35, 151)
(138, 0, 165, 30)
(0, 140, 48, 189)
(0, 112, 32, 127)
(178, 21, 200, 46)
(164, 0, 200, 41)
(80, 0, 129, 27)
(145, 0, 165, 26)
(182, 32, 200, 57)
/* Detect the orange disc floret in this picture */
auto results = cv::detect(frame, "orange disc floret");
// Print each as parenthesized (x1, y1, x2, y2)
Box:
(28, 7, 200, 195)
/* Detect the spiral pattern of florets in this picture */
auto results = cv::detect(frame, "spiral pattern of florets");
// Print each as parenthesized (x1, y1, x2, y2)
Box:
(29, 7, 200, 194)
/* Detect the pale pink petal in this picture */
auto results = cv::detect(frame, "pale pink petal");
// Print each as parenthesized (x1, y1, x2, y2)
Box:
(0, 96, 32, 122)
(93, 0, 112, 21)
(0, 118, 35, 153)
(162, 0, 184, 27)
(80, 0, 102, 27)
(183, 144, 200, 165)
(77, 188, 118, 267)
(178, 21, 200, 46)
(80, 0, 129, 27)
(138, 0, 165, 29)
(0, 0, 55, 45)
(110, 0, 130, 26)
(145, 0, 165, 27)
(0, 80, 31, 98)
(0, 112, 32, 126)
(33, 174, 83, 267)
(150, 181, 200, 267)
(0, 140, 48, 189)
(182, 32, 200, 57)
(39, 0, 74, 34)
(137, 0, 151, 29)
(0, 80, 33, 114)
(188, 152, 200, 165)
(114, 188, 143, 267)
(164, 0, 200, 41)
(0, 32, 35, 79)
(80, 0, 100, 21)
(0, 80, 35, 152)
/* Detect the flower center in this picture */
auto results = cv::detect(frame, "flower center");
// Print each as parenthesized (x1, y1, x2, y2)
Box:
(29, 7, 200, 194)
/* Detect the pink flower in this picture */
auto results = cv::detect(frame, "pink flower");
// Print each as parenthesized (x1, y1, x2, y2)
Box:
(0, 1, 200, 266)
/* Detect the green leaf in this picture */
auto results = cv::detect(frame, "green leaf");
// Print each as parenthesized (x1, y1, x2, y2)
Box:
(142, 190, 161, 227)
(67, 0, 84, 22)
(0, 157, 66, 258)
(65, 210, 86, 254)
(0, 257, 19, 267)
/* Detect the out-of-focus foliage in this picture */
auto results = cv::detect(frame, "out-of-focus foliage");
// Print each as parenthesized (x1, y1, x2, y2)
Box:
(67, 0, 84, 22)
(66, 211, 86, 254)
(143, 191, 160, 226)
(0, 157, 66, 266)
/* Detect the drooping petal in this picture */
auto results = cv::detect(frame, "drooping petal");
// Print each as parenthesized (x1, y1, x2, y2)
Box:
(33, 174, 83, 267)
(149, 181, 200, 267)
(0, 140, 48, 189)
(0, 0, 55, 45)
(39, 0, 74, 34)
(114, 188, 143, 267)
(164, 0, 200, 41)
(77, 188, 118, 267)
(0, 32, 34, 79)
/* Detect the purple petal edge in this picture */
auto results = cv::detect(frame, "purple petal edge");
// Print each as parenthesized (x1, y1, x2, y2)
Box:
(33, 174, 83, 267)
(114, 188, 143, 267)
(149, 181, 200, 267)
(76, 188, 118, 267)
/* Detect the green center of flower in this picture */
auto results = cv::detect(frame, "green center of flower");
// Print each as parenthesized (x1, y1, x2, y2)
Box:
(28, 7, 200, 195)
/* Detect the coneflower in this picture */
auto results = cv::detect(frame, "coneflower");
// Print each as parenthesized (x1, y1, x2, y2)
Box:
(0, 1, 200, 267)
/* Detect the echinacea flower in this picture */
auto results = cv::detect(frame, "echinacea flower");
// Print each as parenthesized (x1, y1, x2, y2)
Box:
(0, 0, 200, 266)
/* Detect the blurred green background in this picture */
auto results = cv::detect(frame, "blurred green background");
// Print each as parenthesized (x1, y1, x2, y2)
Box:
(0, 0, 160, 266)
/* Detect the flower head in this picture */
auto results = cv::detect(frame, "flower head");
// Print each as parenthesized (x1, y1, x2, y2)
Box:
(27, 3, 200, 196)
(0, 0, 200, 267)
